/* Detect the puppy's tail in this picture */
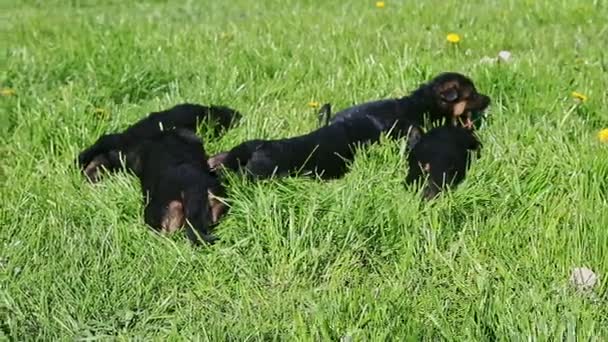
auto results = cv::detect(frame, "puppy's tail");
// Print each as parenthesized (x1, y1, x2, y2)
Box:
(203, 105, 243, 133)
(317, 103, 332, 127)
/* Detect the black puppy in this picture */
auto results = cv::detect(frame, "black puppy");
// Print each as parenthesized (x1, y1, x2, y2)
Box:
(97, 129, 226, 244)
(208, 113, 418, 180)
(405, 126, 481, 200)
(208, 72, 488, 181)
(78, 103, 241, 183)
(325, 72, 491, 130)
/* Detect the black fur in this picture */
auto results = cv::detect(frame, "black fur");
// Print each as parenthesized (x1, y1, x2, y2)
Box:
(139, 130, 221, 244)
(317, 103, 332, 127)
(329, 72, 491, 130)
(406, 126, 481, 200)
(92, 129, 224, 244)
(209, 72, 490, 181)
(209, 111, 417, 180)
(77, 103, 241, 182)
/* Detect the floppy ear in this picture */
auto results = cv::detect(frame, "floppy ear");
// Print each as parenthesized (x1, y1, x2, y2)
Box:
(440, 88, 459, 102)
(406, 125, 424, 151)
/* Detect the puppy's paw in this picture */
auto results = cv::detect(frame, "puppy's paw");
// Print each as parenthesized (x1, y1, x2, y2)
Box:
(208, 152, 229, 171)
(82, 154, 111, 183)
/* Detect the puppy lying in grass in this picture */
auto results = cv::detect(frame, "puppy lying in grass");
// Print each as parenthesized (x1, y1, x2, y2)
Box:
(323, 72, 491, 130)
(405, 125, 482, 200)
(82, 129, 225, 244)
(209, 114, 418, 179)
(138, 130, 225, 244)
(76, 103, 239, 244)
(78, 103, 241, 183)
(209, 72, 489, 180)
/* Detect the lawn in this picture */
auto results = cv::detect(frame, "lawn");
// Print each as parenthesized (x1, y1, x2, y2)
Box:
(1, 0, 607, 339)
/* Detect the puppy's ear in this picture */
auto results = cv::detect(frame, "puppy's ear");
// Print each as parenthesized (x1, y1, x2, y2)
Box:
(406, 125, 424, 151)
(440, 88, 459, 102)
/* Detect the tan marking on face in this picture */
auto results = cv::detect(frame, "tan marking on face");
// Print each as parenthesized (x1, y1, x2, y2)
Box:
(161, 200, 184, 233)
(452, 101, 467, 117)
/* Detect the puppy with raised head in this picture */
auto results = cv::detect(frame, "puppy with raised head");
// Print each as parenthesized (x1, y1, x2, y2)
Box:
(405, 125, 482, 200)
(78, 103, 241, 183)
(95, 129, 226, 244)
(326, 72, 491, 130)
(208, 72, 489, 181)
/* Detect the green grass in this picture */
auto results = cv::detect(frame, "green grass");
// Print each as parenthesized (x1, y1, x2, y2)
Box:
(2, 0, 607, 339)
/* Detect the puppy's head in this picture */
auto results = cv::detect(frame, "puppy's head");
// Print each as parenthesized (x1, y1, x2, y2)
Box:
(408, 126, 481, 201)
(424, 72, 491, 129)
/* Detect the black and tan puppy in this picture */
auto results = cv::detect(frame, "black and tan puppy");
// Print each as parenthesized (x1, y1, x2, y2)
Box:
(405, 126, 481, 200)
(208, 113, 418, 180)
(326, 72, 491, 130)
(208, 72, 489, 181)
(78, 103, 241, 183)
(96, 129, 226, 244)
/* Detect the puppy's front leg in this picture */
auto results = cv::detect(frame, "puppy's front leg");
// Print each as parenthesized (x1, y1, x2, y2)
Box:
(77, 133, 126, 170)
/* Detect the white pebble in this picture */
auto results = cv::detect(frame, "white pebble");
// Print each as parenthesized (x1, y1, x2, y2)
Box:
(340, 335, 353, 342)
(570, 267, 598, 291)
(498, 50, 512, 62)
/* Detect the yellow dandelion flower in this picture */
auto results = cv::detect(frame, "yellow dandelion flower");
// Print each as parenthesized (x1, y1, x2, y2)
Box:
(92, 108, 110, 119)
(598, 128, 608, 143)
(219, 32, 234, 41)
(307, 101, 320, 109)
(571, 91, 588, 102)
(375, 1, 386, 8)
(446, 33, 461, 44)
(1, 88, 16, 97)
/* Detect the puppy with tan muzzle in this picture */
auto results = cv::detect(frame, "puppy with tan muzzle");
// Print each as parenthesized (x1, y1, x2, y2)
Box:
(207, 73, 489, 180)
(324, 72, 491, 131)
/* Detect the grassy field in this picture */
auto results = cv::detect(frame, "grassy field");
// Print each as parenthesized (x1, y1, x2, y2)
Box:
(2, 0, 607, 339)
